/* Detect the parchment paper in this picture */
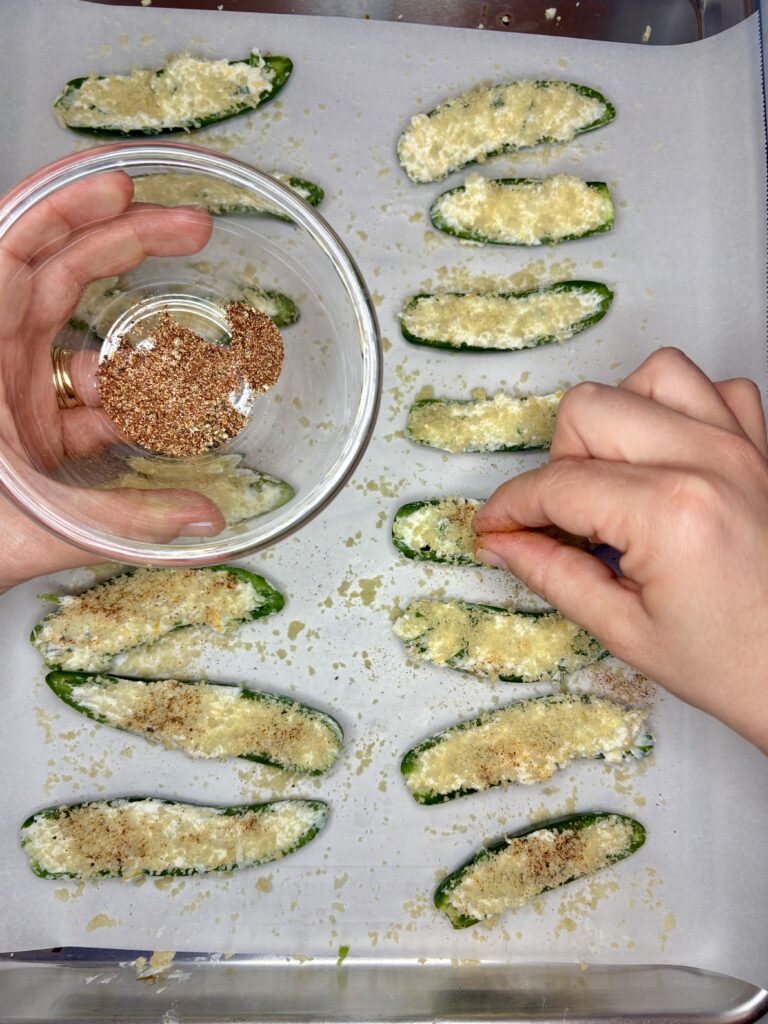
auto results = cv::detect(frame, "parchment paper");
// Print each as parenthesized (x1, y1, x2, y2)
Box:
(1, 0, 767, 988)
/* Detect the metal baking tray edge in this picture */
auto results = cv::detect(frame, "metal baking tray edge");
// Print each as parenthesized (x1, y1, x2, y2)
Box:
(1, 949, 767, 1023)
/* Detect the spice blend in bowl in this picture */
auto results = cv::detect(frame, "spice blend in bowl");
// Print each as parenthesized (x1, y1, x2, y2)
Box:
(97, 302, 284, 457)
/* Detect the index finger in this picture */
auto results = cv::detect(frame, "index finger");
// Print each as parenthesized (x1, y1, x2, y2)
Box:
(473, 457, 661, 559)
(1, 171, 134, 264)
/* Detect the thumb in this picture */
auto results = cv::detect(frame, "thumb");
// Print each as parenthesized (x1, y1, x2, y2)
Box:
(474, 529, 646, 659)
(0, 487, 226, 591)
(72, 486, 227, 543)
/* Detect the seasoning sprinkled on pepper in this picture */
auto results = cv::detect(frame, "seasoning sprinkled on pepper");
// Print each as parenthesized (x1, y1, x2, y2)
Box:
(97, 302, 284, 457)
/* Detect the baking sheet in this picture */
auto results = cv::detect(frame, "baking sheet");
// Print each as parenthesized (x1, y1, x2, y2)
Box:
(1, 0, 767, 989)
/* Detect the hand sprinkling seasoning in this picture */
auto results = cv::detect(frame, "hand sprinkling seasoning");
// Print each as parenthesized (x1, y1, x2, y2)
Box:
(97, 302, 284, 457)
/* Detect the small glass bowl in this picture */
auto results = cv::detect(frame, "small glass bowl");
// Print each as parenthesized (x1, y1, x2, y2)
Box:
(0, 144, 381, 565)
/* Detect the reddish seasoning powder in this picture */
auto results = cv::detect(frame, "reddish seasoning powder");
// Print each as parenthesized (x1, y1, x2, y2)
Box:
(97, 302, 284, 457)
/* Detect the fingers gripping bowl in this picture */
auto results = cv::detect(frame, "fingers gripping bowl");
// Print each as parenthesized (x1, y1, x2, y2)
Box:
(0, 144, 381, 564)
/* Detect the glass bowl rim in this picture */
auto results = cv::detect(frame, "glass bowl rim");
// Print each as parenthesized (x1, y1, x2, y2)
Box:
(0, 142, 382, 565)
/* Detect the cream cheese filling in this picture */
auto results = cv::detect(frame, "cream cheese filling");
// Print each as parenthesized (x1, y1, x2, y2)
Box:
(435, 173, 612, 245)
(58, 54, 274, 131)
(398, 80, 607, 182)
(23, 799, 321, 878)
(407, 392, 559, 453)
(402, 290, 602, 348)
(448, 817, 634, 918)
(407, 695, 648, 795)
(35, 569, 259, 672)
(69, 676, 340, 770)
(394, 599, 601, 682)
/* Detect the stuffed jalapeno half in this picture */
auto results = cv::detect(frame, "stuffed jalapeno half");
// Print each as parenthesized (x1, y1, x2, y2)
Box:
(400, 283, 612, 352)
(398, 80, 614, 183)
(55, 51, 292, 135)
(430, 174, 614, 246)
(435, 813, 646, 928)
(46, 671, 343, 774)
(393, 599, 605, 683)
(21, 797, 327, 879)
(32, 566, 284, 672)
(402, 694, 653, 803)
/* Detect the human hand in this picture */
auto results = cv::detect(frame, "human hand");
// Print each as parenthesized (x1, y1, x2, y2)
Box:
(473, 347, 768, 751)
(0, 163, 226, 590)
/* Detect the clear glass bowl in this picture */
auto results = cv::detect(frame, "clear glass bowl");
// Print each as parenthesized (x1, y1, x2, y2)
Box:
(0, 144, 381, 565)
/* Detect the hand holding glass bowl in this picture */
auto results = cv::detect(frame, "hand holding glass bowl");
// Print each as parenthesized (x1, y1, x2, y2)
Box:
(0, 145, 381, 587)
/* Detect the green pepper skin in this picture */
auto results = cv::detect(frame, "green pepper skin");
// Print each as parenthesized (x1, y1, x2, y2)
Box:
(398, 81, 615, 182)
(430, 179, 614, 246)
(211, 565, 285, 619)
(55, 54, 293, 136)
(399, 282, 613, 352)
(21, 797, 327, 879)
(30, 565, 285, 668)
(435, 812, 646, 928)
(283, 176, 325, 209)
(255, 291, 300, 328)
(45, 670, 343, 774)
(241, 473, 296, 514)
(401, 694, 654, 805)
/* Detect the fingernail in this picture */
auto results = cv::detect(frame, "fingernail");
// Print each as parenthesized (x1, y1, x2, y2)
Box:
(183, 520, 221, 536)
(475, 547, 508, 570)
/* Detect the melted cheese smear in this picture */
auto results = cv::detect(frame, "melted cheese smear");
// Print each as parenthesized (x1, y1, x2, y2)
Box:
(408, 392, 559, 453)
(402, 289, 603, 349)
(434, 173, 613, 245)
(394, 600, 603, 682)
(398, 80, 608, 182)
(58, 54, 274, 132)
(23, 799, 323, 879)
(70, 676, 340, 771)
(104, 455, 292, 528)
(407, 695, 648, 797)
(448, 817, 635, 919)
(35, 569, 259, 672)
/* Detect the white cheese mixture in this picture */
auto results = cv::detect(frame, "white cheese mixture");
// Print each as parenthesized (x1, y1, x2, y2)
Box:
(398, 80, 608, 183)
(132, 171, 311, 213)
(433, 173, 613, 245)
(103, 455, 292, 527)
(34, 569, 260, 672)
(401, 289, 602, 349)
(57, 53, 274, 132)
(69, 676, 341, 771)
(407, 391, 560, 453)
(447, 816, 635, 919)
(406, 695, 649, 796)
(22, 799, 323, 878)
(393, 599, 603, 682)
